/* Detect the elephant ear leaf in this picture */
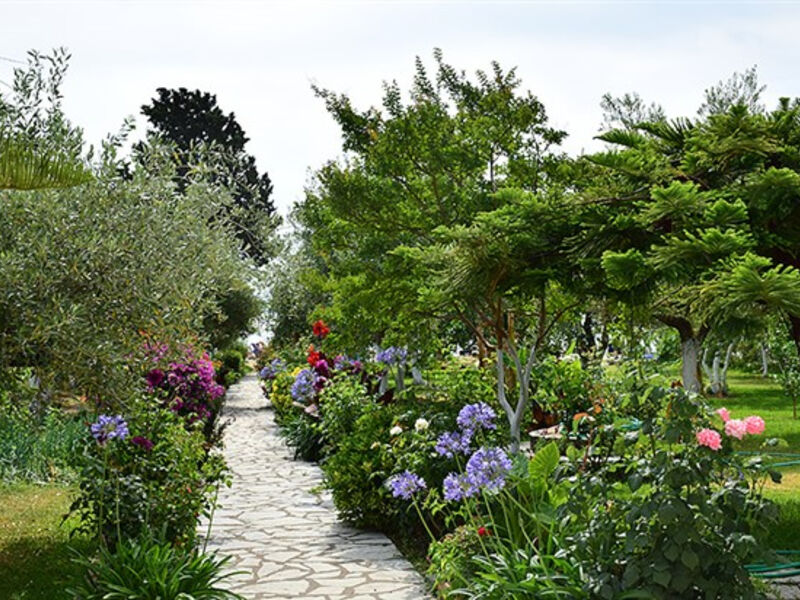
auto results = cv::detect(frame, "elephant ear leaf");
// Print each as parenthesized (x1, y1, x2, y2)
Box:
(529, 441, 559, 481)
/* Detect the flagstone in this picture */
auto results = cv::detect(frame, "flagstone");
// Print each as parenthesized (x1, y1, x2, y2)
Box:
(200, 375, 430, 599)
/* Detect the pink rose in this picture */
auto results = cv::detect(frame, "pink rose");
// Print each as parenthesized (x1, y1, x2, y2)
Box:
(724, 419, 747, 440)
(744, 416, 765, 435)
(716, 407, 731, 422)
(696, 428, 722, 451)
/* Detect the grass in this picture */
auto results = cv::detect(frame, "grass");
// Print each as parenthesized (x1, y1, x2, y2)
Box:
(0, 483, 92, 599)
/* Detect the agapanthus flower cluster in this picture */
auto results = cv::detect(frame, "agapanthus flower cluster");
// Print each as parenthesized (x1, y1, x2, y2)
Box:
(696, 408, 765, 451)
(333, 355, 363, 374)
(291, 369, 317, 403)
(456, 402, 497, 432)
(388, 470, 427, 500)
(259, 358, 285, 381)
(466, 447, 513, 490)
(435, 430, 472, 458)
(442, 447, 513, 501)
(376, 346, 408, 366)
(91, 415, 129, 445)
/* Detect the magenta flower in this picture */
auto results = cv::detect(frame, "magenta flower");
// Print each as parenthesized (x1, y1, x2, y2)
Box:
(131, 436, 154, 451)
(696, 428, 722, 451)
(744, 416, 765, 435)
(724, 419, 747, 440)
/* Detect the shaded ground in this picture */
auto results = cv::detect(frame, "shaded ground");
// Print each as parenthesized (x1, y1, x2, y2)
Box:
(0, 484, 91, 599)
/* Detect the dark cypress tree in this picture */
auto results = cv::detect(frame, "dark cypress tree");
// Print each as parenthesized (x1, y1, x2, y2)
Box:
(141, 87, 276, 264)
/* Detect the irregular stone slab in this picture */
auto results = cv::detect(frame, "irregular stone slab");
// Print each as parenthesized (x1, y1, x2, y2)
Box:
(200, 375, 431, 599)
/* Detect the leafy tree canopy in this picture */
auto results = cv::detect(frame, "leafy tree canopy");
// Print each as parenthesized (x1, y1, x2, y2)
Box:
(141, 87, 279, 265)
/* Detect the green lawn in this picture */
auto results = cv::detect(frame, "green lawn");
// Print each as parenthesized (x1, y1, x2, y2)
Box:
(0, 484, 92, 599)
(711, 371, 800, 453)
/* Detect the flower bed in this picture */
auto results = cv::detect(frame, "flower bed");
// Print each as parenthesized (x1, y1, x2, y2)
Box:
(264, 323, 782, 599)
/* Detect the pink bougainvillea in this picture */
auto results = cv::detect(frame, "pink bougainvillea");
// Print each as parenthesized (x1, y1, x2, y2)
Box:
(724, 419, 748, 440)
(696, 428, 722, 451)
(744, 416, 766, 435)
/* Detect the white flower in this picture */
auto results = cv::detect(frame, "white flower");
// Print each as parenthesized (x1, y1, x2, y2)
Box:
(414, 418, 429, 432)
(389, 425, 404, 437)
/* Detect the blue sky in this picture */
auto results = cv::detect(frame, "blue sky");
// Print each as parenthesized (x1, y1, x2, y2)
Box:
(2, 0, 799, 214)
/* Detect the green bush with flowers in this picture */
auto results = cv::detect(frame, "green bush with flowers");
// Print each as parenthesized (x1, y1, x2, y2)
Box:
(268, 319, 783, 598)
(388, 380, 779, 599)
(69, 405, 226, 548)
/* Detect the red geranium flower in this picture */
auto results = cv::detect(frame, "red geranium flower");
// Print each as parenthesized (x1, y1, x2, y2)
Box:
(312, 320, 330, 339)
(307, 345, 321, 366)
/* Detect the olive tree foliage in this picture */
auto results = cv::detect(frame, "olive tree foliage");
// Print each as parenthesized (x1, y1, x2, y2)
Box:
(294, 50, 566, 355)
(0, 48, 92, 190)
(0, 140, 256, 405)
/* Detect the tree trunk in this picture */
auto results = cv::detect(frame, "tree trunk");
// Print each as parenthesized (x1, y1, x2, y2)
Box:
(702, 348, 713, 392)
(657, 315, 706, 393)
(681, 337, 702, 393)
(711, 350, 721, 395)
(496, 344, 537, 454)
(720, 342, 734, 396)
(761, 344, 769, 378)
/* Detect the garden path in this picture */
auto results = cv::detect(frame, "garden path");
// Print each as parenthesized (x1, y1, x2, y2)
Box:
(201, 374, 431, 600)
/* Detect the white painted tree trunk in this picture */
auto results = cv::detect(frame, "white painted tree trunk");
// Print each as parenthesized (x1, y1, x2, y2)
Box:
(720, 343, 734, 395)
(681, 337, 702, 393)
(711, 351, 721, 395)
(496, 343, 537, 454)
(702, 348, 713, 392)
(761, 345, 769, 378)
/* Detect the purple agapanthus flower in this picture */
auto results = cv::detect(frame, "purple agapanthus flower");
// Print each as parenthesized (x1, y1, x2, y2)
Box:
(457, 402, 497, 432)
(90, 415, 129, 445)
(376, 347, 408, 366)
(435, 430, 473, 458)
(388, 470, 427, 500)
(443, 472, 473, 502)
(259, 358, 285, 381)
(465, 447, 512, 492)
(291, 369, 316, 403)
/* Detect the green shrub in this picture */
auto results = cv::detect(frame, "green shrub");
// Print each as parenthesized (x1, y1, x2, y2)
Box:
(214, 343, 248, 387)
(280, 411, 324, 462)
(564, 386, 778, 599)
(319, 375, 370, 453)
(321, 402, 398, 529)
(69, 403, 227, 547)
(67, 532, 243, 600)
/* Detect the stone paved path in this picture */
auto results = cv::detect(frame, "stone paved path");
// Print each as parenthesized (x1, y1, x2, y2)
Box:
(202, 374, 431, 599)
